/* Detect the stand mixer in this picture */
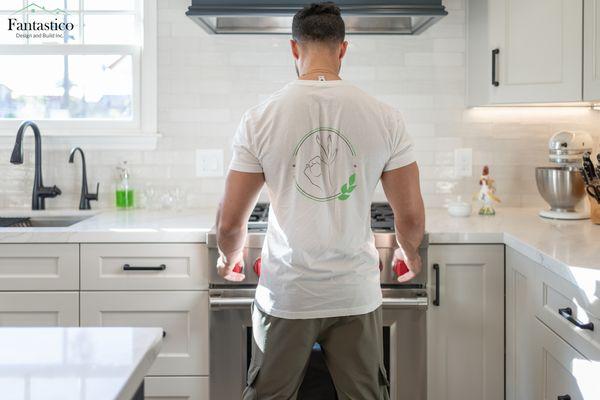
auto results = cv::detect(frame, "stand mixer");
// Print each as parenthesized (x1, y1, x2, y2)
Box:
(535, 131, 593, 220)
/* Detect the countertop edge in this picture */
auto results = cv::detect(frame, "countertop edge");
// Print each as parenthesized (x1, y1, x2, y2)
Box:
(115, 328, 163, 400)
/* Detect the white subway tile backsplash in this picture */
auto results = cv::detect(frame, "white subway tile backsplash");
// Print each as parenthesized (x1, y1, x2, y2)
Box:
(2, 2, 599, 211)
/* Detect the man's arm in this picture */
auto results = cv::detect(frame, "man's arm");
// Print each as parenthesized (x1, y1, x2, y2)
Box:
(216, 170, 265, 281)
(380, 162, 425, 282)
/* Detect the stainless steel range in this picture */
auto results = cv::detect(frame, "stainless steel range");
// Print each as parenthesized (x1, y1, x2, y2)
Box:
(207, 202, 429, 400)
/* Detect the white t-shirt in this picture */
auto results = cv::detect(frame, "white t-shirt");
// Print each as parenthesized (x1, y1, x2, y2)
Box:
(229, 80, 415, 319)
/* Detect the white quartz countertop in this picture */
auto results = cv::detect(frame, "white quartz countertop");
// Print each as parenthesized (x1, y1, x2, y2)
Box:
(426, 208, 600, 289)
(0, 207, 598, 287)
(0, 208, 217, 243)
(0, 327, 162, 400)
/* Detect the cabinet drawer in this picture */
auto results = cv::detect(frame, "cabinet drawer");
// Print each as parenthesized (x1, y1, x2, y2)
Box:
(0, 292, 78, 327)
(145, 376, 208, 400)
(81, 244, 208, 290)
(0, 244, 78, 290)
(536, 319, 599, 399)
(81, 291, 208, 375)
(534, 265, 600, 358)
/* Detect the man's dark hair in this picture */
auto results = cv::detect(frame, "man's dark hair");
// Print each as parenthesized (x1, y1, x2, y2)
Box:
(292, 2, 345, 45)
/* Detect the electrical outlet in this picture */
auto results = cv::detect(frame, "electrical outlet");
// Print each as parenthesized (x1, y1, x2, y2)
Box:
(454, 148, 473, 177)
(196, 149, 224, 177)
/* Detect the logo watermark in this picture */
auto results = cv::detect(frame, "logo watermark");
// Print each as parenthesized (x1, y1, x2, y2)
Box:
(7, 3, 74, 40)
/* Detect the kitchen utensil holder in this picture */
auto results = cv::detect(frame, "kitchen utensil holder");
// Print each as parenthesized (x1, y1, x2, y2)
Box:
(588, 194, 600, 224)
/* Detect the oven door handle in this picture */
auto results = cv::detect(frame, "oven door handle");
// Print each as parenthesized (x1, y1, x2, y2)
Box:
(209, 296, 254, 310)
(382, 297, 428, 308)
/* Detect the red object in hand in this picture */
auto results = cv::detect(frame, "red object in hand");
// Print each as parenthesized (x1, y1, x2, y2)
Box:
(232, 263, 243, 274)
(253, 257, 262, 277)
(393, 260, 409, 277)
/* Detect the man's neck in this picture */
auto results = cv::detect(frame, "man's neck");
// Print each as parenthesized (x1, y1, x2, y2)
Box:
(298, 66, 341, 81)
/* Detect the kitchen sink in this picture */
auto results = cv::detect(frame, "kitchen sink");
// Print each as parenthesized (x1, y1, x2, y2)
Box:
(0, 215, 92, 228)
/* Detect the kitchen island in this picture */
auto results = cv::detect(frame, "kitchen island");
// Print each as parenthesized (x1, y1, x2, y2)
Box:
(0, 327, 163, 400)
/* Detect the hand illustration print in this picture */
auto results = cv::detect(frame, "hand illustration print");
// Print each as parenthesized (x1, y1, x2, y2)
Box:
(303, 134, 338, 192)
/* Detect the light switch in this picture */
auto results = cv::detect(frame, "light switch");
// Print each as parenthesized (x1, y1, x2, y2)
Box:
(196, 149, 224, 177)
(454, 148, 472, 177)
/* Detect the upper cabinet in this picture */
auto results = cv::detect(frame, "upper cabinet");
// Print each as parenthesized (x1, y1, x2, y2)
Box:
(584, 0, 600, 100)
(468, 0, 585, 105)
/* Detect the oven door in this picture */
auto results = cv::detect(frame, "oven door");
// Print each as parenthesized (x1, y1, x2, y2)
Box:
(209, 288, 427, 400)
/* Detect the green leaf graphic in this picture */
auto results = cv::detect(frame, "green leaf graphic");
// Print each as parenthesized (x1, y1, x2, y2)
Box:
(338, 173, 357, 201)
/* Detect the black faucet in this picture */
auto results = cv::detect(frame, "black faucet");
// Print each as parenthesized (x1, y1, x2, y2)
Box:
(68, 147, 99, 210)
(10, 120, 62, 210)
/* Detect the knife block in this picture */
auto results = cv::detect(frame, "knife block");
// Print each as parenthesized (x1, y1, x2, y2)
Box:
(589, 195, 600, 224)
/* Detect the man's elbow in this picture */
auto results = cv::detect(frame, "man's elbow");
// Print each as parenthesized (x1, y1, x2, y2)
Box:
(217, 219, 246, 238)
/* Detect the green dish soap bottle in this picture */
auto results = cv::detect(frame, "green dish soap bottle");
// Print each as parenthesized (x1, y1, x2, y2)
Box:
(116, 161, 135, 209)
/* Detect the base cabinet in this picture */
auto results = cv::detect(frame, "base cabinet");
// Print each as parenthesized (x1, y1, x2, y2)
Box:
(535, 318, 599, 399)
(505, 248, 541, 400)
(80, 291, 209, 376)
(0, 292, 79, 327)
(427, 244, 504, 400)
(144, 376, 208, 400)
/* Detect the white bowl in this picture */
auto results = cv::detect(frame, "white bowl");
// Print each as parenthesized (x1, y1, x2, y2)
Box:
(448, 202, 472, 217)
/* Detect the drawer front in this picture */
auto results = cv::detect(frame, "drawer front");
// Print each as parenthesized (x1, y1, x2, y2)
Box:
(0, 292, 78, 327)
(81, 244, 208, 290)
(80, 291, 208, 375)
(534, 265, 600, 358)
(0, 244, 78, 290)
(536, 319, 599, 399)
(145, 376, 208, 400)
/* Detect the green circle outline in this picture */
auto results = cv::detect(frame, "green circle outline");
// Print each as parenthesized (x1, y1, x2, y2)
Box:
(292, 127, 356, 202)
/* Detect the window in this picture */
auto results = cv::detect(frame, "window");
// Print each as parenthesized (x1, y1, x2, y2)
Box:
(0, 0, 157, 137)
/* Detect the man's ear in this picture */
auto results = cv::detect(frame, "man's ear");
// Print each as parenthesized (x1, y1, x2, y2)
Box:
(290, 39, 300, 60)
(339, 41, 348, 60)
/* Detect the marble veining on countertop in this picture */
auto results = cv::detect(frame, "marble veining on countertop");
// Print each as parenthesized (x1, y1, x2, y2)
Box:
(0, 327, 163, 400)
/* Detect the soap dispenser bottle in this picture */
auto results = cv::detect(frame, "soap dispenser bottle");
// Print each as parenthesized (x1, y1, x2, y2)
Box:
(116, 161, 135, 209)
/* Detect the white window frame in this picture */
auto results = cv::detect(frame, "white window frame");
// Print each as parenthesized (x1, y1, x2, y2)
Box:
(0, 0, 158, 149)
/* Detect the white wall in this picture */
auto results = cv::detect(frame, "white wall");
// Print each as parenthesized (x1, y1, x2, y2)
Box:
(1, 0, 599, 210)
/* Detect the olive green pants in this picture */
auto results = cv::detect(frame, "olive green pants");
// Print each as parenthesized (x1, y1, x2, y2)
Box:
(242, 303, 390, 400)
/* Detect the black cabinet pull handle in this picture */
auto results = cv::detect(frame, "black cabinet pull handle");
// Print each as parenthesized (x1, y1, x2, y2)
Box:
(558, 395, 571, 400)
(433, 263, 440, 306)
(558, 307, 594, 331)
(123, 263, 166, 271)
(162, 330, 166, 338)
(492, 48, 500, 87)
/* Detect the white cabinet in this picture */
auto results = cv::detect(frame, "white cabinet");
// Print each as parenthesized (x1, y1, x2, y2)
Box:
(535, 318, 599, 399)
(0, 244, 78, 290)
(584, 0, 600, 100)
(532, 256, 600, 359)
(81, 243, 208, 291)
(427, 244, 504, 400)
(468, 0, 583, 105)
(80, 291, 209, 376)
(0, 292, 78, 326)
(505, 248, 541, 400)
(145, 376, 208, 400)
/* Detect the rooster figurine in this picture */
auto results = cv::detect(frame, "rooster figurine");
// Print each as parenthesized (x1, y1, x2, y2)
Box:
(475, 165, 500, 216)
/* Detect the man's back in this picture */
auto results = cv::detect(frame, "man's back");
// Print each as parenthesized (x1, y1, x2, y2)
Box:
(230, 79, 415, 319)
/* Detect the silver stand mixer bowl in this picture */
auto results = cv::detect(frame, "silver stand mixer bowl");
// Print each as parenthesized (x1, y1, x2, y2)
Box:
(535, 166, 586, 213)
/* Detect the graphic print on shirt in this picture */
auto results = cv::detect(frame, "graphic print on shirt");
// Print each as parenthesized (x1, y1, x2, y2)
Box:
(292, 127, 357, 202)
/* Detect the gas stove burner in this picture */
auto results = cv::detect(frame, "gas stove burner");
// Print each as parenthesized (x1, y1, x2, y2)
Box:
(247, 203, 269, 231)
(370, 202, 395, 232)
(248, 202, 396, 232)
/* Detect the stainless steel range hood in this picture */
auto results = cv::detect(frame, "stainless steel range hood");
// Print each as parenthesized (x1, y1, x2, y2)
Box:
(186, 1, 447, 35)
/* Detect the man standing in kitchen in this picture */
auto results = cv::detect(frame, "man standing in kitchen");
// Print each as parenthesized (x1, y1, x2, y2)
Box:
(216, 2, 425, 399)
